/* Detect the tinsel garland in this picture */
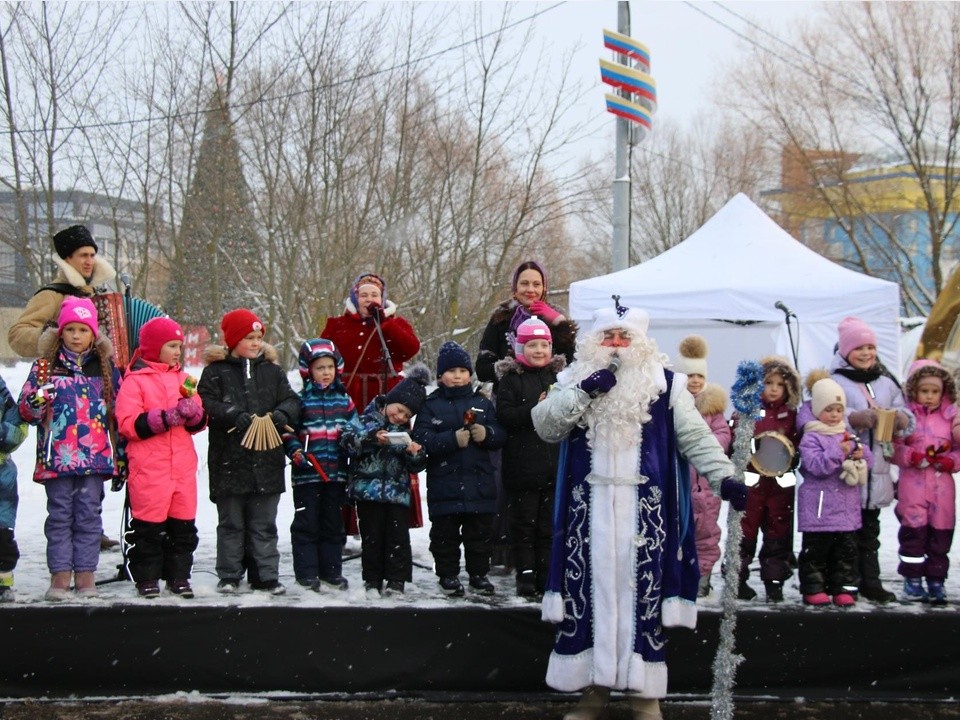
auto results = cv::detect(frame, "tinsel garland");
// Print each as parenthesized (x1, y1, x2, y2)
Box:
(710, 360, 764, 720)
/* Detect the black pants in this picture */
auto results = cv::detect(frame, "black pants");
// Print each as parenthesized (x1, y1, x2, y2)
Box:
(856, 507, 885, 590)
(356, 501, 411, 584)
(290, 482, 346, 583)
(798, 530, 859, 595)
(128, 517, 198, 583)
(507, 488, 554, 591)
(0, 527, 19, 573)
(429, 513, 494, 578)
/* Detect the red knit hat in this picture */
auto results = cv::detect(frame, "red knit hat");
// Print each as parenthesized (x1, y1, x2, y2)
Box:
(220, 308, 265, 350)
(138, 317, 184, 362)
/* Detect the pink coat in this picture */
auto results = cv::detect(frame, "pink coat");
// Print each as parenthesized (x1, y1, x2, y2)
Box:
(892, 400, 959, 530)
(690, 384, 731, 576)
(115, 358, 205, 523)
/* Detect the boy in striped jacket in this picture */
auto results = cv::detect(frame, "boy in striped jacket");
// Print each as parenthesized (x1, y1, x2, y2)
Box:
(282, 339, 358, 592)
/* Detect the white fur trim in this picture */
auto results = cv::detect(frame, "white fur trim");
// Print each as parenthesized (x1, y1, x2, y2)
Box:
(661, 596, 697, 629)
(541, 591, 564, 623)
(545, 650, 667, 696)
(590, 306, 650, 336)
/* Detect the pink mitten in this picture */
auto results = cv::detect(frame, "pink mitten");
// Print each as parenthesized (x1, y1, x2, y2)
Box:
(528, 300, 563, 325)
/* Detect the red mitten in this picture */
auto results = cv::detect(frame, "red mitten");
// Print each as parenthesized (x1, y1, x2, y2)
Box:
(909, 449, 927, 468)
(933, 456, 956, 473)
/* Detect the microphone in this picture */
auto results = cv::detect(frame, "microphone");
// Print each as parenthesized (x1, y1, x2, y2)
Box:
(774, 300, 795, 318)
(606, 355, 621, 374)
(119, 273, 131, 290)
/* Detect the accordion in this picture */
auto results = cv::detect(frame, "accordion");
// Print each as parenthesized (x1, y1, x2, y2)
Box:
(92, 292, 166, 368)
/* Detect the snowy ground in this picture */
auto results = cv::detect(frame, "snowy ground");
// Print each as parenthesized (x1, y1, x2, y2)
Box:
(1, 360, 958, 611)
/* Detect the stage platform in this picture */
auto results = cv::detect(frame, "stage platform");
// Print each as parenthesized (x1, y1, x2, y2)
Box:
(3, 604, 959, 701)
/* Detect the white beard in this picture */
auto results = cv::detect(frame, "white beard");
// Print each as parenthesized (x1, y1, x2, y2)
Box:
(561, 334, 667, 453)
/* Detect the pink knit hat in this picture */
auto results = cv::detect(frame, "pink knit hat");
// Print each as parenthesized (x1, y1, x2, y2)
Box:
(138, 317, 184, 362)
(57, 297, 99, 337)
(513, 317, 552, 357)
(837, 316, 877, 359)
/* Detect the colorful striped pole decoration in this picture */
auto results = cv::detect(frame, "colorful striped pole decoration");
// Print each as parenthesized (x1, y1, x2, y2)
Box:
(600, 29, 657, 135)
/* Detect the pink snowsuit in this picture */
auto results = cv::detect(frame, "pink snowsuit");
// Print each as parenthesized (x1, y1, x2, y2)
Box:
(891, 399, 959, 581)
(690, 384, 731, 578)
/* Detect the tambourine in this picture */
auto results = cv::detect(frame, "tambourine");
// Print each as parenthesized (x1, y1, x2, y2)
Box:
(750, 431, 795, 477)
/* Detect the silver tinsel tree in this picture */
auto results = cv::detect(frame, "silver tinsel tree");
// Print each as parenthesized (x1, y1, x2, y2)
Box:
(711, 360, 765, 720)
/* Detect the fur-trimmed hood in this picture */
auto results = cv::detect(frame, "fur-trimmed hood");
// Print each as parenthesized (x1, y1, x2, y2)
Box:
(52, 253, 117, 291)
(694, 382, 727, 417)
(493, 353, 566, 380)
(759, 354, 801, 409)
(906, 361, 957, 404)
(203, 342, 281, 366)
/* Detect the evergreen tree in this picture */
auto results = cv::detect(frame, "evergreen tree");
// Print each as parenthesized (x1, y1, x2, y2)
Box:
(167, 87, 259, 334)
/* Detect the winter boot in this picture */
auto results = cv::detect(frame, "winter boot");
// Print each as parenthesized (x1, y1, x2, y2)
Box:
(903, 577, 928, 602)
(438, 576, 465, 597)
(217, 578, 239, 594)
(74, 571, 98, 598)
(764, 580, 784, 603)
(697, 574, 711, 598)
(832, 592, 856, 607)
(100, 533, 120, 551)
(136, 580, 161, 599)
(629, 696, 663, 720)
(469, 574, 496, 595)
(802, 592, 831, 606)
(859, 583, 896, 604)
(737, 580, 757, 600)
(0, 572, 14, 603)
(365, 581, 382, 599)
(169, 579, 194, 598)
(45, 571, 72, 602)
(383, 580, 405, 597)
(859, 546, 895, 603)
(297, 578, 322, 593)
(516, 570, 537, 598)
(564, 685, 611, 720)
(320, 575, 349, 591)
(927, 580, 947, 607)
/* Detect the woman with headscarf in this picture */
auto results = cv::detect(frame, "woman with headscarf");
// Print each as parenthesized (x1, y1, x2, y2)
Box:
(475, 260, 577, 387)
(321, 272, 421, 412)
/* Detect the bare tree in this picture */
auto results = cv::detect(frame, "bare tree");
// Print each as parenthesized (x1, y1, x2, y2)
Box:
(726, 1, 960, 316)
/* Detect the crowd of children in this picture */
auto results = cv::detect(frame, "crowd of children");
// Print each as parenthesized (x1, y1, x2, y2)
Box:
(2, 291, 958, 609)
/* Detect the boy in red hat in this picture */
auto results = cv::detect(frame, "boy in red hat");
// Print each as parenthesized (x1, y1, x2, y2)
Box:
(197, 309, 300, 595)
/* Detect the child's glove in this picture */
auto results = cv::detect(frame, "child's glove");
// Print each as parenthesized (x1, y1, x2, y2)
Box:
(909, 449, 927, 468)
(848, 409, 877, 430)
(291, 450, 310, 469)
(163, 405, 187, 428)
(271, 410, 290, 430)
(894, 411, 909, 431)
(455, 428, 471, 448)
(28, 386, 55, 409)
(176, 397, 203, 423)
(234, 412, 253, 433)
(720, 477, 748, 511)
(579, 369, 617, 397)
(932, 456, 956, 473)
(528, 300, 563, 325)
(469, 424, 487, 443)
(112, 459, 128, 492)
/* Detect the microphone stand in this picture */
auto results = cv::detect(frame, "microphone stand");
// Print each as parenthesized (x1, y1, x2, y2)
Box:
(779, 308, 800, 371)
(371, 309, 398, 398)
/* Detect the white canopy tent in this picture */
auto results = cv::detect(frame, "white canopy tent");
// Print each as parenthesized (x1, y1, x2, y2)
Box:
(569, 194, 902, 397)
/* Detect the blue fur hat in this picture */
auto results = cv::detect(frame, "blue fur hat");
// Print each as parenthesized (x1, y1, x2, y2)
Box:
(298, 338, 344, 379)
(436, 341, 473, 377)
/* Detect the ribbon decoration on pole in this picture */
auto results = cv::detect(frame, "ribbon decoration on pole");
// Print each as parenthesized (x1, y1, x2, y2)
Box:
(600, 29, 657, 141)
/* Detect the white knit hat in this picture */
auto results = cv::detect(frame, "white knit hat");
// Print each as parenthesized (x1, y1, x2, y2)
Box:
(811, 378, 846, 416)
(674, 335, 708, 378)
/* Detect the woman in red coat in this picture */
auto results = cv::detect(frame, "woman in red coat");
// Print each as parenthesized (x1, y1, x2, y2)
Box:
(321, 272, 421, 412)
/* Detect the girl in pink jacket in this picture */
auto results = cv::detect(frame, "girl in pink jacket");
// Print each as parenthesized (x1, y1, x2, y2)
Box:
(115, 318, 206, 599)
(675, 336, 731, 597)
(891, 360, 959, 606)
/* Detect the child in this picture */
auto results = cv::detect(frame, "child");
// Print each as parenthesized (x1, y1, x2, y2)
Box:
(734, 355, 801, 603)
(18, 296, 125, 601)
(197, 308, 301, 595)
(674, 335, 731, 598)
(0, 374, 28, 602)
(811, 317, 913, 603)
(411, 341, 506, 597)
(890, 359, 959, 605)
(797, 376, 873, 607)
(282, 339, 358, 592)
(115, 317, 206, 599)
(340, 364, 430, 598)
(494, 317, 565, 598)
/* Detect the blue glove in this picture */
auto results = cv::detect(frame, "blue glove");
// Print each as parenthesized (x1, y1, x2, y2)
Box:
(720, 477, 748, 511)
(578, 369, 617, 397)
